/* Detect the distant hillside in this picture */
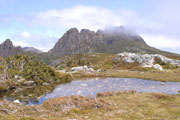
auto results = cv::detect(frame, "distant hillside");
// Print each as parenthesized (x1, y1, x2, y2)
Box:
(0, 39, 24, 57)
(48, 26, 176, 57)
(23, 47, 42, 53)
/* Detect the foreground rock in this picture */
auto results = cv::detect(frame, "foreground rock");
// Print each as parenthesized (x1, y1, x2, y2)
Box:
(114, 52, 180, 70)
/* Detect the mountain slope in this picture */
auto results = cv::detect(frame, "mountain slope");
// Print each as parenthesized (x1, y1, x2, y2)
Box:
(23, 47, 43, 53)
(49, 26, 176, 57)
(0, 39, 24, 57)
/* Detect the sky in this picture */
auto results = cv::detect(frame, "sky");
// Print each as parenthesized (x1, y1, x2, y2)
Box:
(0, 0, 180, 53)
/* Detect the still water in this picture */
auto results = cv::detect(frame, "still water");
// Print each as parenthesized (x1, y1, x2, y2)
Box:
(28, 78, 180, 105)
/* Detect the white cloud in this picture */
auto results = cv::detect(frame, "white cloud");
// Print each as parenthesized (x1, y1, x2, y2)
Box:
(142, 34, 180, 53)
(12, 33, 58, 52)
(21, 32, 30, 38)
(2, 4, 180, 53)
(31, 5, 124, 31)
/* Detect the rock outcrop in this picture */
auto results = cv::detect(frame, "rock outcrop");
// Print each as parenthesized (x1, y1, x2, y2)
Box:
(49, 26, 173, 57)
(49, 28, 104, 57)
(0, 39, 24, 57)
(114, 52, 180, 70)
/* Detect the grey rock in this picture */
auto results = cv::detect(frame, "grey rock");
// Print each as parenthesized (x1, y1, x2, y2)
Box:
(153, 64, 163, 71)
(71, 65, 94, 72)
(23, 81, 35, 86)
(42, 83, 49, 86)
(13, 99, 20, 104)
(0, 39, 24, 57)
(96, 69, 103, 72)
(49, 28, 104, 57)
(14, 88, 23, 93)
(114, 52, 180, 70)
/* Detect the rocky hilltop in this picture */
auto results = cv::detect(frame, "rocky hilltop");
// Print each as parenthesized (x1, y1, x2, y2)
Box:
(49, 26, 174, 57)
(0, 39, 24, 57)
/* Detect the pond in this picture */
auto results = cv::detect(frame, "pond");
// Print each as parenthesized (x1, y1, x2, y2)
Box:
(28, 78, 180, 105)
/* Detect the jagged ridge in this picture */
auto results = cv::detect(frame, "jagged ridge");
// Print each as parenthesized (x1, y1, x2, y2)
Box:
(0, 39, 24, 57)
(49, 26, 175, 57)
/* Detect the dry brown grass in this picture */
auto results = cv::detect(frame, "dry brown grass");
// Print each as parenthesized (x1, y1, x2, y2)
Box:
(72, 68, 180, 82)
(1, 92, 180, 120)
(42, 95, 110, 111)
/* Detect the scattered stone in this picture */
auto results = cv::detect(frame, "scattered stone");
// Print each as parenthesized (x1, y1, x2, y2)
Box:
(23, 81, 35, 86)
(42, 83, 49, 86)
(1, 76, 6, 81)
(139, 72, 144, 75)
(71, 65, 94, 72)
(97, 69, 103, 72)
(160, 82, 165, 86)
(14, 99, 20, 104)
(14, 88, 23, 93)
(153, 64, 163, 71)
(14, 75, 21, 79)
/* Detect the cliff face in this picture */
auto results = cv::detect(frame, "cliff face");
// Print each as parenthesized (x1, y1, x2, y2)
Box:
(49, 26, 163, 57)
(0, 39, 24, 57)
(49, 28, 104, 57)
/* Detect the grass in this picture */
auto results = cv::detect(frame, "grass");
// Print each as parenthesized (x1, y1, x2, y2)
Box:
(72, 68, 180, 82)
(1, 91, 180, 120)
(55, 53, 116, 70)
(1, 53, 180, 119)
(54, 53, 180, 82)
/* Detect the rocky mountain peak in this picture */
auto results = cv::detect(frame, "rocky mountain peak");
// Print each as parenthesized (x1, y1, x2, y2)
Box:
(0, 39, 24, 57)
(48, 26, 173, 57)
(2, 39, 13, 48)
(67, 28, 79, 34)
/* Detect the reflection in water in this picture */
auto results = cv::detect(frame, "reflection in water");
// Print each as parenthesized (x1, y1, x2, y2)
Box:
(29, 78, 180, 105)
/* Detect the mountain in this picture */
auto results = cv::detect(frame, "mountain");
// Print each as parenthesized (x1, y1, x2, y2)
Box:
(48, 28, 104, 57)
(0, 39, 24, 57)
(23, 47, 43, 53)
(49, 26, 175, 57)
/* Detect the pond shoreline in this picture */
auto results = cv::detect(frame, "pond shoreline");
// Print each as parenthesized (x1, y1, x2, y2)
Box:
(26, 77, 180, 105)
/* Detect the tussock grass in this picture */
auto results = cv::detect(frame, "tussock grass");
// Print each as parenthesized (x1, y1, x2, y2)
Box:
(1, 92, 180, 120)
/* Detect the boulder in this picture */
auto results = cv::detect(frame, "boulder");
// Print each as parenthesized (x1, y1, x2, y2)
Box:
(23, 81, 35, 86)
(13, 99, 20, 104)
(114, 52, 180, 70)
(42, 83, 49, 86)
(71, 65, 94, 72)
(153, 64, 163, 71)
